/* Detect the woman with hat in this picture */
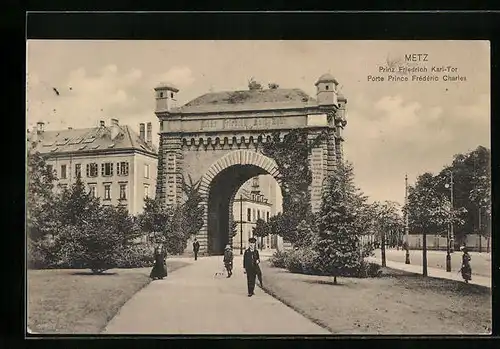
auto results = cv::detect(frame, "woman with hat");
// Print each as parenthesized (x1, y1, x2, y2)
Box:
(150, 244, 168, 280)
(223, 244, 234, 278)
(459, 245, 472, 283)
(243, 237, 261, 297)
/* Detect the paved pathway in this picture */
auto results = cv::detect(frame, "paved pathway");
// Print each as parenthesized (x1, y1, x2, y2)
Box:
(103, 253, 330, 335)
(366, 256, 491, 288)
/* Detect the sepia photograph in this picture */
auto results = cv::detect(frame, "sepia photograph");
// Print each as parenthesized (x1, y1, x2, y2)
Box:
(26, 40, 491, 335)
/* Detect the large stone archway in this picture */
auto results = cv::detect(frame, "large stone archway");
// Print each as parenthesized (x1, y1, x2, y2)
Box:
(154, 74, 348, 254)
(199, 150, 281, 254)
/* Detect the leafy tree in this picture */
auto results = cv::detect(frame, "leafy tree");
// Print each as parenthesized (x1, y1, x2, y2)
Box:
(268, 212, 299, 244)
(137, 197, 171, 243)
(252, 218, 270, 250)
(26, 150, 58, 241)
(434, 146, 490, 248)
(371, 201, 404, 267)
(55, 175, 101, 228)
(314, 161, 368, 284)
(406, 172, 465, 276)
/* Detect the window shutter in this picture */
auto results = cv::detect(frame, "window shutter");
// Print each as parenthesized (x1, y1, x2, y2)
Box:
(110, 163, 113, 176)
(117, 162, 120, 175)
(86, 164, 90, 177)
(101, 164, 105, 177)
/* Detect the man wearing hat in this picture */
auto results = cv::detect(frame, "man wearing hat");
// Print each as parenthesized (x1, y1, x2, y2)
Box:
(243, 237, 261, 297)
(223, 244, 234, 278)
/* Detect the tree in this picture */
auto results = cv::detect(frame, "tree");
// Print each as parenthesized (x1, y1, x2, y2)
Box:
(137, 197, 171, 243)
(268, 212, 299, 244)
(434, 146, 490, 248)
(314, 161, 368, 284)
(371, 201, 404, 267)
(406, 172, 465, 276)
(252, 218, 270, 250)
(180, 174, 204, 237)
(26, 150, 58, 241)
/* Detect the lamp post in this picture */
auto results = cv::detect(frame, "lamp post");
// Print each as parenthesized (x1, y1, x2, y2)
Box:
(444, 170, 453, 272)
(405, 174, 410, 264)
(240, 194, 243, 255)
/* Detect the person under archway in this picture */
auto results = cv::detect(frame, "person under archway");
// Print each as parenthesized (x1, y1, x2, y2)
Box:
(243, 237, 260, 297)
(223, 244, 233, 278)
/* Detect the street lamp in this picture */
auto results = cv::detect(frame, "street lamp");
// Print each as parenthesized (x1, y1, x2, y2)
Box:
(240, 194, 243, 255)
(444, 170, 454, 272)
(404, 174, 410, 264)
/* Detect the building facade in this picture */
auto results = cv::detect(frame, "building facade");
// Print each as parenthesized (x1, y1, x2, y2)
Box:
(232, 176, 283, 251)
(27, 119, 158, 215)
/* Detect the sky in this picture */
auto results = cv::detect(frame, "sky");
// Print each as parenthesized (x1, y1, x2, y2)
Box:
(26, 40, 490, 206)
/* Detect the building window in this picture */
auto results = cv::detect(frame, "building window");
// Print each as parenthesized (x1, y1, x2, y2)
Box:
(75, 164, 81, 178)
(119, 183, 127, 200)
(266, 212, 270, 222)
(104, 184, 111, 200)
(144, 164, 150, 179)
(325, 85, 329, 90)
(159, 92, 163, 98)
(60, 164, 67, 179)
(117, 162, 129, 176)
(88, 184, 97, 198)
(247, 208, 251, 222)
(144, 184, 150, 199)
(59, 183, 68, 191)
(87, 163, 98, 178)
(253, 209, 256, 222)
(257, 210, 260, 220)
(101, 162, 114, 177)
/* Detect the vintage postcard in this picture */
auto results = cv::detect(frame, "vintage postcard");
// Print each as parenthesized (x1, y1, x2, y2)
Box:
(26, 40, 491, 335)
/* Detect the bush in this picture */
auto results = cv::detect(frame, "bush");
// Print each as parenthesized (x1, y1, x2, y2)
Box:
(270, 250, 289, 268)
(355, 260, 382, 278)
(115, 243, 155, 268)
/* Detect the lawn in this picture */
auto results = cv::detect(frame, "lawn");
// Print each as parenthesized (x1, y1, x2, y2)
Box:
(260, 260, 491, 335)
(27, 260, 190, 334)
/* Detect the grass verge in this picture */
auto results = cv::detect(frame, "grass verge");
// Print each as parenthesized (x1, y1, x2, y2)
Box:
(28, 260, 190, 334)
(260, 260, 491, 335)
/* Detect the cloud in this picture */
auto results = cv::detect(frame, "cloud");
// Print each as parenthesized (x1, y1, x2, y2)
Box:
(154, 66, 195, 88)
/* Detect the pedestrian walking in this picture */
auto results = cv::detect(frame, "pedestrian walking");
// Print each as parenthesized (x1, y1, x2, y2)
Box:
(243, 237, 260, 297)
(193, 238, 200, 261)
(150, 244, 168, 280)
(223, 244, 233, 278)
(459, 246, 472, 283)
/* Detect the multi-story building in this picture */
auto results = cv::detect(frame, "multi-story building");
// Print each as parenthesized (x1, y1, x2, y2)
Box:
(27, 119, 158, 215)
(232, 177, 283, 251)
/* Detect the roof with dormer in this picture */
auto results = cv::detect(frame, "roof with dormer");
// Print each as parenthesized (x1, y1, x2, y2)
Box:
(174, 88, 317, 114)
(27, 124, 157, 157)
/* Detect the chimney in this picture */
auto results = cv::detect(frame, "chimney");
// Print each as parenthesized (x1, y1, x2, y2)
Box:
(139, 123, 145, 141)
(110, 118, 120, 140)
(100, 120, 105, 127)
(146, 122, 152, 146)
(36, 121, 45, 134)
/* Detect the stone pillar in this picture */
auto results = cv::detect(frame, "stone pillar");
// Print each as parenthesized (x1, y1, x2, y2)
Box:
(155, 135, 166, 203)
(309, 132, 328, 213)
(164, 135, 182, 207)
(326, 129, 337, 177)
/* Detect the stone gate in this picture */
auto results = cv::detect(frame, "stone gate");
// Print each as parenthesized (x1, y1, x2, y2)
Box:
(155, 73, 347, 255)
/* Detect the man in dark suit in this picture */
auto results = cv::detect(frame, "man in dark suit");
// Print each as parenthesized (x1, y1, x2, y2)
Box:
(243, 237, 260, 297)
(193, 238, 200, 261)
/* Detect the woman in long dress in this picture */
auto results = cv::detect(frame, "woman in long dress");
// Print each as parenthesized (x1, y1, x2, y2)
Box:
(150, 245, 168, 280)
(460, 246, 472, 283)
